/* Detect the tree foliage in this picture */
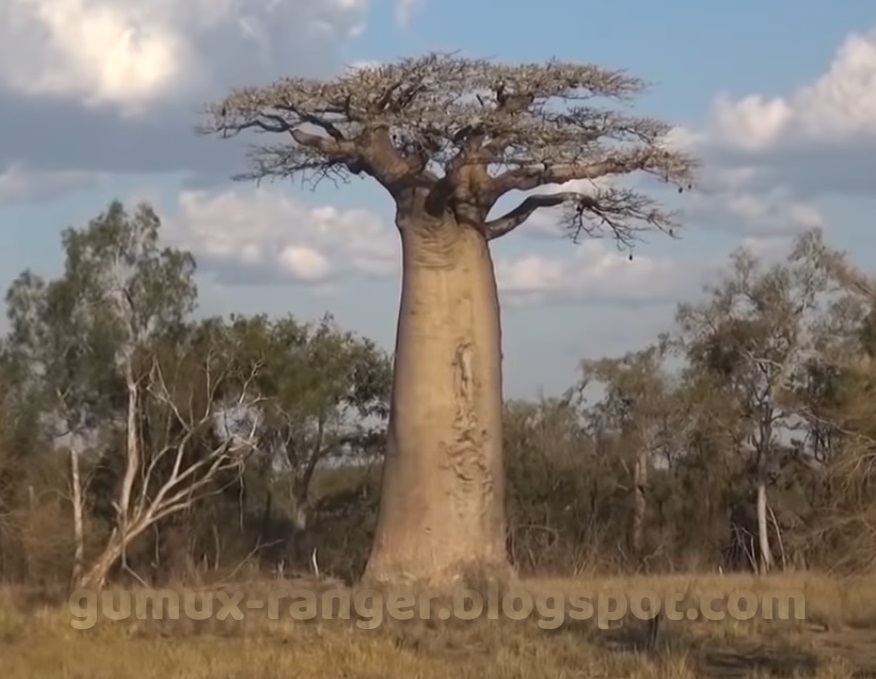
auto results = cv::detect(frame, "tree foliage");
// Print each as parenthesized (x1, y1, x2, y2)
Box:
(1, 209, 875, 584)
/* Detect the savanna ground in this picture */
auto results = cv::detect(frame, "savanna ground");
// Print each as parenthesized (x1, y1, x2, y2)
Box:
(3, 572, 876, 679)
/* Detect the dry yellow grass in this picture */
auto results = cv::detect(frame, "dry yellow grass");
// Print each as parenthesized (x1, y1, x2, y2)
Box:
(2, 572, 875, 678)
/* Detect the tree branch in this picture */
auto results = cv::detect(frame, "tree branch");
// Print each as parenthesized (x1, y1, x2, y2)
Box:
(485, 192, 596, 240)
(201, 52, 698, 225)
(487, 184, 680, 246)
(490, 146, 694, 202)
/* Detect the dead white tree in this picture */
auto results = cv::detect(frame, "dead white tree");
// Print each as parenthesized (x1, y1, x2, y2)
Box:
(70, 448, 85, 581)
(77, 333, 265, 590)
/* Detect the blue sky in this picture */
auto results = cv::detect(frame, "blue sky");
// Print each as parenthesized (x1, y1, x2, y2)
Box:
(1, 0, 875, 397)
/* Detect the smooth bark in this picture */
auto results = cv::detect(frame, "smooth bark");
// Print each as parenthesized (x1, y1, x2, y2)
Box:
(76, 507, 162, 588)
(70, 448, 85, 583)
(755, 436, 774, 574)
(364, 216, 508, 587)
(78, 538, 125, 590)
(756, 476, 773, 574)
(118, 359, 139, 525)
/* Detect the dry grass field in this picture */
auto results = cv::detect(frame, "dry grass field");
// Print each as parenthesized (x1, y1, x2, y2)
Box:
(2, 572, 876, 678)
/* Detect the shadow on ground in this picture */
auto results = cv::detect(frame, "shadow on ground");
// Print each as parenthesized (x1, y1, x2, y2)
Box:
(581, 616, 876, 678)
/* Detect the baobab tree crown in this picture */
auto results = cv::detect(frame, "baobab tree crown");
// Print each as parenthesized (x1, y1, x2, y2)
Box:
(200, 52, 696, 245)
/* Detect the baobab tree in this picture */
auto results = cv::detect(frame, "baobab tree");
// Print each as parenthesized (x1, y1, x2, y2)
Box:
(200, 53, 695, 586)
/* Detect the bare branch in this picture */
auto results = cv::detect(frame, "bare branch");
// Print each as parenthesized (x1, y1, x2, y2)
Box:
(486, 192, 594, 240)
(490, 145, 694, 200)
(486, 184, 679, 244)
(200, 52, 698, 225)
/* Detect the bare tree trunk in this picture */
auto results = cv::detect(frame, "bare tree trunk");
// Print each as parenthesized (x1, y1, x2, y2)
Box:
(364, 220, 508, 587)
(289, 415, 323, 565)
(70, 448, 85, 583)
(77, 538, 125, 590)
(292, 503, 308, 532)
(118, 359, 140, 526)
(630, 447, 648, 560)
(76, 520, 151, 589)
(756, 474, 773, 574)
(290, 501, 310, 569)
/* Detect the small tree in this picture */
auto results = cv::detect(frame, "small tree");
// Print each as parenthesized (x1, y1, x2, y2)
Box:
(79, 320, 266, 588)
(3, 201, 269, 588)
(201, 53, 695, 585)
(228, 313, 390, 559)
(676, 231, 836, 573)
(579, 343, 677, 564)
(5, 201, 198, 583)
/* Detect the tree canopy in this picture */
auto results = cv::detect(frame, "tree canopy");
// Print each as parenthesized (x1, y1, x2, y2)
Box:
(200, 53, 695, 244)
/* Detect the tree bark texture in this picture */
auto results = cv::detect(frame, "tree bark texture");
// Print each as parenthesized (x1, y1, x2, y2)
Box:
(364, 216, 508, 587)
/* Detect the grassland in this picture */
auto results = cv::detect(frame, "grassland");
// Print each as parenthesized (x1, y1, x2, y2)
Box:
(2, 572, 876, 678)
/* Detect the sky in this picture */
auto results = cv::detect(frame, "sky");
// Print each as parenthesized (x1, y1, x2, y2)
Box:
(1, 0, 875, 397)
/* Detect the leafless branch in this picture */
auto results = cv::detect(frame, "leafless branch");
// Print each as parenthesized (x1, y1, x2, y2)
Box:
(485, 192, 587, 240)
(200, 52, 697, 233)
(485, 186, 679, 246)
(77, 332, 268, 588)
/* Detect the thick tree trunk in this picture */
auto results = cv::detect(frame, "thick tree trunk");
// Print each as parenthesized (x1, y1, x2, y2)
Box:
(364, 218, 508, 587)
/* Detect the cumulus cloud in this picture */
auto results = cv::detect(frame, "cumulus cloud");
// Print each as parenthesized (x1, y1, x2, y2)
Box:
(0, 0, 372, 178)
(651, 26, 876, 242)
(0, 0, 369, 114)
(149, 183, 713, 309)
(710, 27, 876, 150)
(161, 187, 398, 286)
(680, 172, 823, 237)
(675, 24, 876, 208)
(493, 239, 720, 307)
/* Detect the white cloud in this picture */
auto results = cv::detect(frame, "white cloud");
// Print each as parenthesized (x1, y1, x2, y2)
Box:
(163, 187, 397, 286)
(0, 0, 370, 114)
(682, 177, 823, 237)
(493, 239, 718, 306)
(279, 246, 331, 282)
(158, 183, 709, 308)
(0, 162, 103, 203)
(709, 27, 876, 150)
(711, 94, 793, 151)
(660, 25, 876, 239)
